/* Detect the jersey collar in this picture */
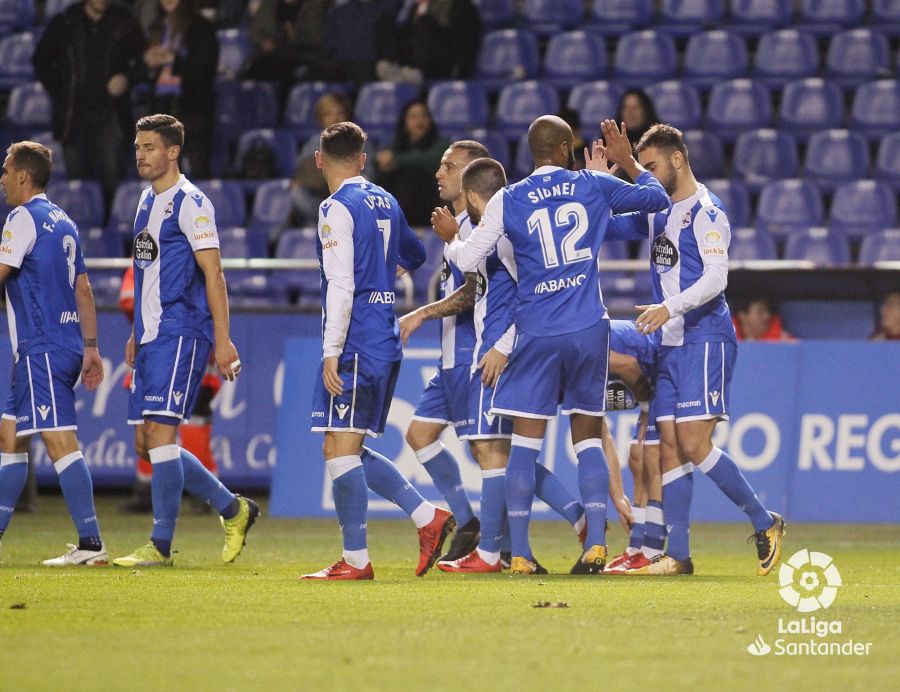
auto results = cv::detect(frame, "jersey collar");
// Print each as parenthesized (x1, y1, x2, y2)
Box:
(531, 165, 563, 176)
(670, 183, 706, 214)
(149, 174, 186, 201)
(24, 193, 48, 204)
(336, 175, 367, 192)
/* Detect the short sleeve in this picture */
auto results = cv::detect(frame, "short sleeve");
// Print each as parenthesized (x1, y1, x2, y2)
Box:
(179, 189, 220, 252)
(0, 208, 37, 269)
(74, 234, 87, 275)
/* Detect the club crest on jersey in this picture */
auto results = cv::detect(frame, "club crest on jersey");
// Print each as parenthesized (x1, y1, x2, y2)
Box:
(680, 210, 693, 228)
(652, 235, 678, 274)
(133, 229, 159, 268)
(163, 201, 174, 217)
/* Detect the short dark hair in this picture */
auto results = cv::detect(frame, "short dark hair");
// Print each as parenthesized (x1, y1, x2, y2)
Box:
(136, 114, 185, 149)
(320, 121, 367, 161)
(449, 139, 490, 162)
(7, 141, 52, 189)
(462, 157, 506, 200)
(635, 123, 689, 162)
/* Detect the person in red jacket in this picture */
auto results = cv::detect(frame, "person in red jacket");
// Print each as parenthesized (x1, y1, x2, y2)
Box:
(733, 296, 794, 342)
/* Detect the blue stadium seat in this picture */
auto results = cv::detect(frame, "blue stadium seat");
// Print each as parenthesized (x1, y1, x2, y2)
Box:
(683, 130, 725, 179)
(414, 233, 445, 302)
(195, 179, 246, 228)
(427, 81, 489, 132)
(353, 82, 418, 142)
(541, 31, 607, 89)
(797, 0, 865, 36)
(78, 227, 124, 259)
(871, 0, 900, 36)
(705, 79, 772, 141)
(214, 81, 279, 174)
(0, 0, 34, 33)
(850, 81, 900, 141)
(727, 0, 794, 35)
(803, 129, 871, 191)
(567, 81, 624, 132)
(753, 30, 819, 88)
(682, 30, 749, 88)
(522, 0, 582, 36)
(828, 180, 898, 238)
(46, 180, 105, 228)
(274, 227, 320, 297)
(88, 273, 126, 307)
(729, 226, 778, 260)
(217, 28, 250, 79)
(778, 79, 844, 138)
(705, 178, 752, 227)
(229, 272, 289, 307)
(107, 181, 147, 235)
(30, 131, 65, 180)
(473, 0, 516, 28)
(858, 228, 900, 264)
(248, 178, 292, 237)
(875, 132, 900, 190)
(0, 31, 35, 90)
(495, 81, 560, 141)
(733, 130, 799, 190)
(783, 226, 851, 265)
(598, 241, 629, 261)
(658, 0, 726, 36)
(284, 82, 348, 139)
(644, 81, 702, 130)
(42, 0, 74, 20)
(476, 29, 540, 92)
(587, 0, 653, 36)
(6, 82, 51, 130)
(825, 29, 892, 87)
(233, 128, 298, 180)
(756, 179, 825, 236)
(450, 128, 511, 171)
(217, 226, 250, 259)
(613, 31, 677, 86)
(511, 132, 532, 181)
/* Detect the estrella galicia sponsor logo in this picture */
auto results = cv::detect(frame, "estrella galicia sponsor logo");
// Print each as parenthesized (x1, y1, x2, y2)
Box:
(474, 270, 487, 301)
(652, 234, 678, 274)
(133, 229, 159, 269)
(368, 291, 395, 304)
(440, 257, 451, 286)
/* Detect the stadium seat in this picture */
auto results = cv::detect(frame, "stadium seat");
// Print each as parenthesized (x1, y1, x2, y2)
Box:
(850, 81, 900, 141)
(42, 0, 74, 20)
(476, 29, 540, 91)
(727, 0, 794, 35)
(0, 0, 34, 33)
(521, 0, 582, 36)
(107, 181, 147, 236)
(78, 227, 124, 259)
(233, 128, 298, 180)
(0, 31, 35, 90)
(472, 0, 516, 28)
(730, 226, 778, 260)
(783, 226, 851, 265)
(797, 0, 865, 36)
(778, 79, 844, 138)
(644, 82, 702, 130)
(871, 0, 900, 36)
(598, 241, 629, 261)
(705, 178, 752, 227)
(858, 228, 900, 264)
(612, 31, 677, 86)
(541, 31, 607, 89)
(248, 178, 292, 238)
(88, 273, 126, 308)
(229, 272, 289, 307)
(195, 179, 246, 228)
(753, 30, 819, 88)
(567, 81, 624, 132)
(875, 132, 900, 190)
(284, 82, 348, 139)
(732, 129, 799, 190)
(756, 179, 825, 236)
(213, 81, 279, 175)
(586, 0, 652, 35)
(658, 0, 726, 36)
(217, 28, 250, 79)
(803, 129, 871, 191)
(682, 30, 749, 88)
(274, 227, 321, 296)
(825, 29, 892, 87)
(683, 130, 725, 179)
(46, 180, 105, 229)
(512, 132, 533, 181)
(495, 81, 559, 141)
(427, 81, 489, 133)
(705, 79, 772, 141)
(353, 82, 418, 142)
(29, 131, 65, 179)
(450, 128, 511, 171)
(217, 226, 251, 259)
(6, 82, 51, 130)
(828, 180, 898, 238)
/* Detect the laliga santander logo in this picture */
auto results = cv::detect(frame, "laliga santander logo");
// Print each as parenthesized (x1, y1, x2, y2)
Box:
(778, 549, 842, 613)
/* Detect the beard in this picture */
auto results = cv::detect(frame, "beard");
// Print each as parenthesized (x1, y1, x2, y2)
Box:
(661, 168, 678, 195)
(466, 200, 482, 224)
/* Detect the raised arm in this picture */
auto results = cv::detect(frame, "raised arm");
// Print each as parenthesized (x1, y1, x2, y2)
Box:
(605, 212, 652, 242)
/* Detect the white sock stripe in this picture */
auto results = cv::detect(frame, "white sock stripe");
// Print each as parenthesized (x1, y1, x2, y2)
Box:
(511, 434, 543, 451)
(327, 454, 363, 480)
(662, 462, 694, 485)
(415, 440, 445, 463)
(631, 506, 646, 524)
(572, 438, 603, 455)
(0, 453, 28, 466)
(696, 447, 723, 474)
(482, 468, 506, 479)
(53, 451, 84, 474)
(645, 506, 664, 525)
(148, 444, 181, 464)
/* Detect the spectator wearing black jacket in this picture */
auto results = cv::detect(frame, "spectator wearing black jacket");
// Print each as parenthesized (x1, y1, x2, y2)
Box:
(32, 0, 145, 203)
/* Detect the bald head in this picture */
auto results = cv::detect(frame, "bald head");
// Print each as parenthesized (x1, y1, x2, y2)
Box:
(527, 115, 575, 169)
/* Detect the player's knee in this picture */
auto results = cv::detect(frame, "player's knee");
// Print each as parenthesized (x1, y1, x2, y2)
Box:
(678, 437, 711, 464)
(322, 435, 335, 460)
(405, 424, 433, 452)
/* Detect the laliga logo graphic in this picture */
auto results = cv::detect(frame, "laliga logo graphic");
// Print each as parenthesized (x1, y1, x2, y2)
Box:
(778, 549, 842, 613)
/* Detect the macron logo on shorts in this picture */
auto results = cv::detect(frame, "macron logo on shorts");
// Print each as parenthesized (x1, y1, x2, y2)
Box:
(173, 391, 184, 405)
(335, 403, 349, 420)
(37, 405, 50, 421)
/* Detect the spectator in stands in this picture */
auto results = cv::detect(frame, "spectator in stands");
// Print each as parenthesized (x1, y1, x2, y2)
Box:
(733, 295, 794, 341)
(870, 291, 900, 340)
(244, 0, 330, 86)
(134, 0, 245, 31)
(142, 0, 219, 178)
(558, 107, 586, 171)
(320, 0, 400, 84)
(376, 99, 449, 225)
(616, 89, 660, 147)
(32, 0, 145, 205)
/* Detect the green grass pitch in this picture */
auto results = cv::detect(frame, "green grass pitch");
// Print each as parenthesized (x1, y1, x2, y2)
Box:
(0, 496, 898, 692)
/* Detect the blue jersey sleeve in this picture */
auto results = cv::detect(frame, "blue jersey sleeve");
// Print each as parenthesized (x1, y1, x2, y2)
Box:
(591, 170, 670, 215)
(397, 214, 425, 271)
(605, 212, 650, 242)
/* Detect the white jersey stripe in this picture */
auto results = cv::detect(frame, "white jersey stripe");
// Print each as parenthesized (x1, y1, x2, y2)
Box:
(182, 339, 198, 415)
(166, 336, 184, 410)
(25, 355, 36, 427)
(703, 342, 710, 415)
(44, 353, 58, 427)
(350, 353, 358, 429)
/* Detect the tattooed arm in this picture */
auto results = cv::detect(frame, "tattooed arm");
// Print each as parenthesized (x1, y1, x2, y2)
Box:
(398, 273, 477, 345)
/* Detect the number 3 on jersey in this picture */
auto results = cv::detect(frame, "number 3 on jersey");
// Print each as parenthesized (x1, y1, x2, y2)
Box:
(527, 202, 592, 269)
(62, 234, 77, 288)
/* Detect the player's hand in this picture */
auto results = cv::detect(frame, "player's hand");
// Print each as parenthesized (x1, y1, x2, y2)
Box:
(396, 266, 407, 278)
(398, 310, 424, 345)
(215, 339, 241, 381)
(431, 206, 459, 243)
(107, 73, 128, 98)
(322, 356, 343, 396)
(125, 333, 136, 368)
(584, 139, 620, 175)
(613, 494, 634, 532)
(635, 303, 671, 335)
(477, 348, 508, 387)
(81, 348, 104, 392)
(600, 119, 635, 167)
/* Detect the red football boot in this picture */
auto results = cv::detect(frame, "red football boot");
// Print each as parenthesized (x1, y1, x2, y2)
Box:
(416, 507, 456, 576)
(438, 549, 501, 574)
(621, 552, 653, 574)
(300, 558, 374, 581)
(603, 550, 636, 574)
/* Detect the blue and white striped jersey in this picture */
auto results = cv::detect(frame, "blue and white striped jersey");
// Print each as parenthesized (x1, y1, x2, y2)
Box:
(438, 211, 476, 369)
(132, 175, 219, 345)
(0, 194, 86, 359)
(610, 319, 660, 380)
(472, 234, 517, 366)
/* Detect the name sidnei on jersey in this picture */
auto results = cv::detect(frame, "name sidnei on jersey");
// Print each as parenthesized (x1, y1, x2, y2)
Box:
(526, 181, 577, 204)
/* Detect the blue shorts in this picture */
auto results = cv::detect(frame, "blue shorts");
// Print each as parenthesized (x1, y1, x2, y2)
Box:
(310, 352, 400, 438)
(128, 335, 212, 426)
(655, 340, 737, 423)
(491, 320, 610, 419)
(631, 407, 660, 446)
(3, 349, 82, 437)
(467, 368, 513, 439)
(412, 364, 474, 439)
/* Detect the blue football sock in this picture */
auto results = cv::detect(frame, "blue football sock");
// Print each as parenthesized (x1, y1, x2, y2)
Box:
(149, 444, 183, 557)
(505, 435, 541, 559)
(662, 463, 693, 561)
(499, 515, 511, 553)
(328, 455, 368, 553)
(54, 452, 101, 543)
(180, 448, 238, 518)
(0, 453, 28, 538)
(628, 506, 646, 552)
(416, 441, 475, 526)
(477, 468, 506, 555)
(697, 447, 773, 532)
(643, 500, 666, 558)
(573, 439, 609, 547)
(534, 461, 584, 527)
(361, 447, 428, 517)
